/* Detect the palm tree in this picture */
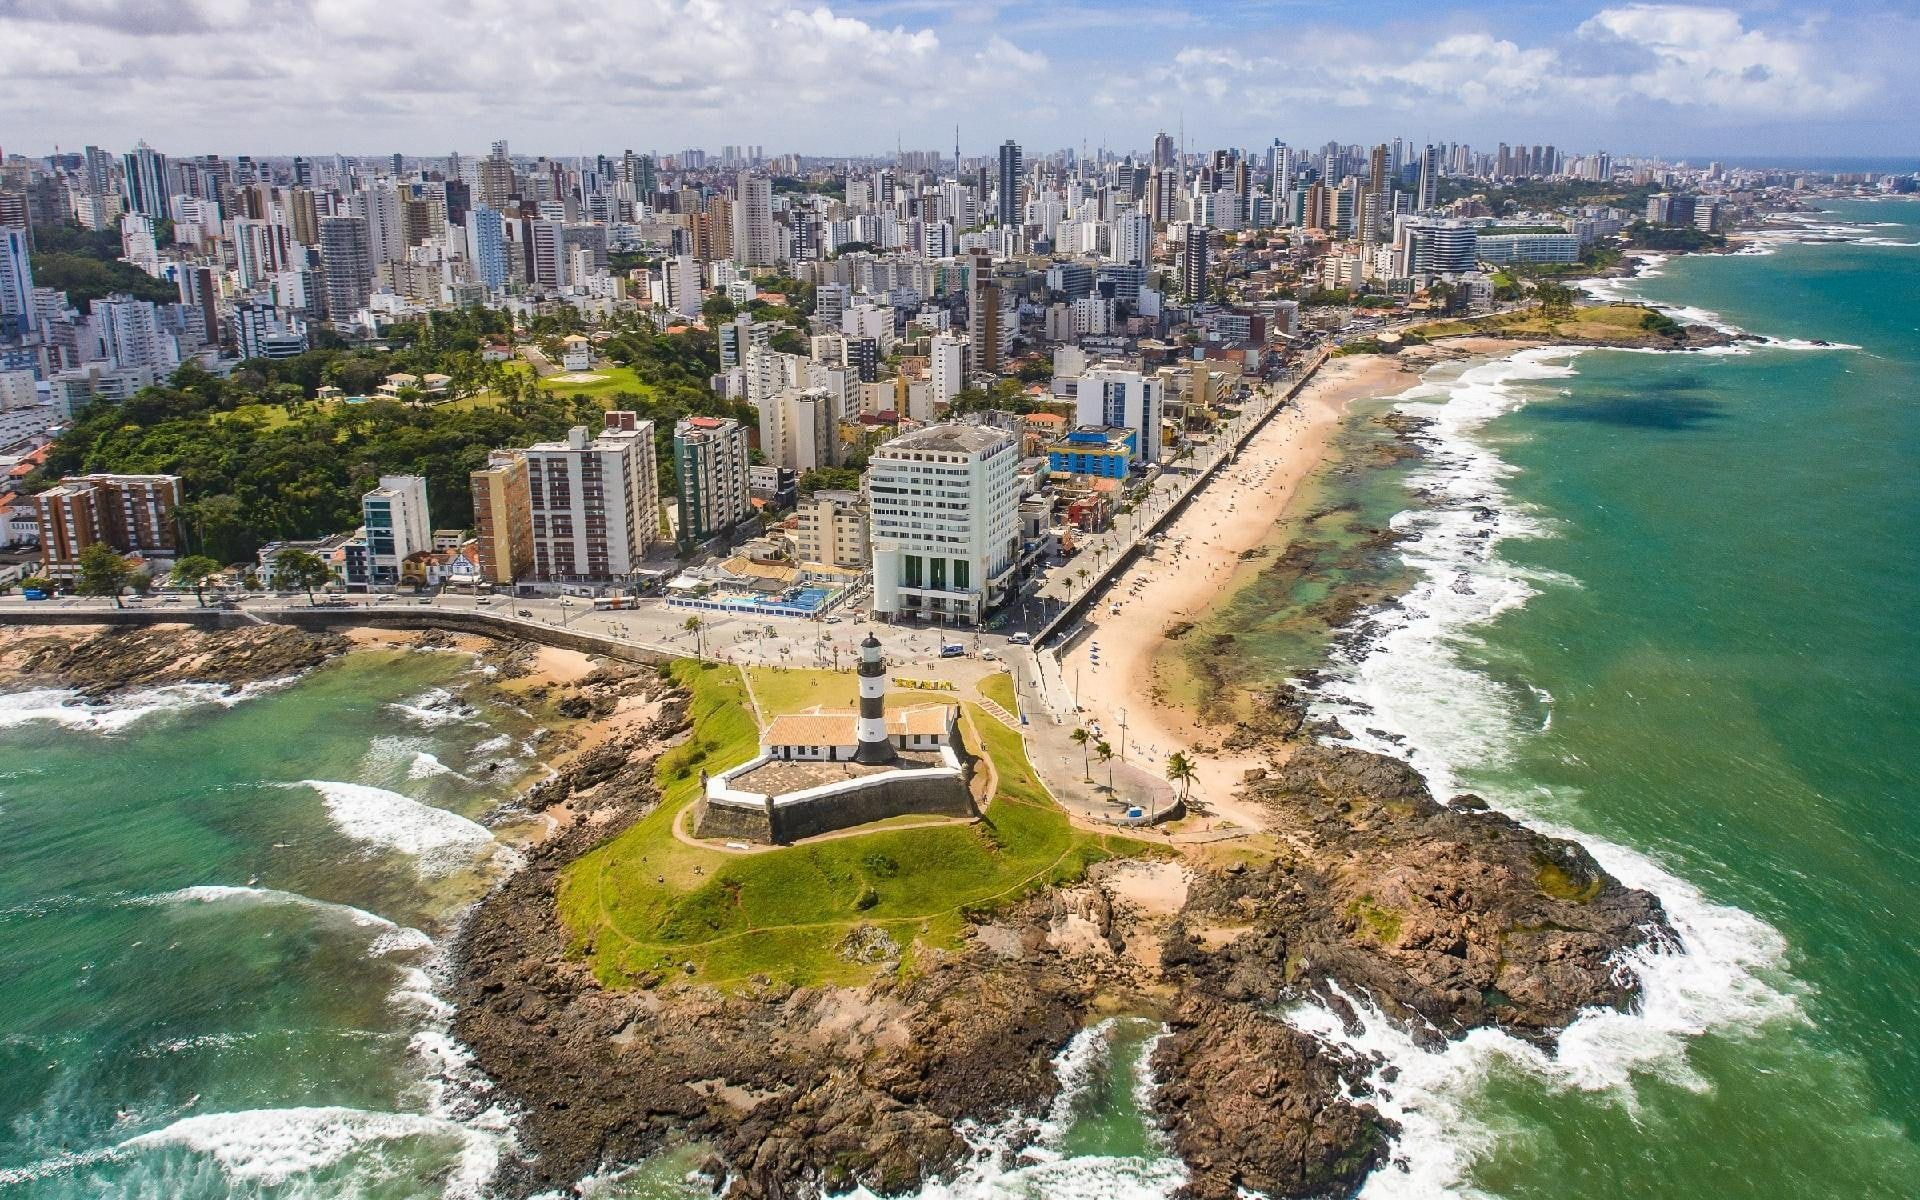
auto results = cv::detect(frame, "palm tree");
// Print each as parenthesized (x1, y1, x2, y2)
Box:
(1095, 740, 1115, 793)
(683, 615, 705, 662)
(1070, 727, 1093, 781)
(1165, 751, 1197, 815)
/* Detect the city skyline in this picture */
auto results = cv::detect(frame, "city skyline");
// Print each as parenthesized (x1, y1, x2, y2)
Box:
(3, 1, 1915, 159)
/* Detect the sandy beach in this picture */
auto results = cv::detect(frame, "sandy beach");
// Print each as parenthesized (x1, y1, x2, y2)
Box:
(1054, 353, 1428, 830)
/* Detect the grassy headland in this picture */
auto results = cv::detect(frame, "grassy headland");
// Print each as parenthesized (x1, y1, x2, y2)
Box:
(1409, 301, 1690, 346)
(554, 661, 1151, 989)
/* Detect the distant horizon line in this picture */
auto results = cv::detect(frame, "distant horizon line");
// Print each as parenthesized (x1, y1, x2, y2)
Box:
(14, 145, 1920, 172)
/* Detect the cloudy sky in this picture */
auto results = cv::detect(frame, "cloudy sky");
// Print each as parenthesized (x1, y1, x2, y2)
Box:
(4, 0, 1914, 161)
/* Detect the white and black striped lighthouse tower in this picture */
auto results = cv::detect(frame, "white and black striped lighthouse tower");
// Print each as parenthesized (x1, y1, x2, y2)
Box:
(854, 632, 894, 764)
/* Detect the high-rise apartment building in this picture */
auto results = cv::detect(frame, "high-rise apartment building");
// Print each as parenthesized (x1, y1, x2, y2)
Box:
(673, 415, 751, 546)
(868, 422, 1020, 626)
(732, 171, 776, 265)
(929, 331, 969, 405)
(522, 413, 659, 582)
(758, 386, 839, 472)
(0, 227, 33, 342)
(1111, 210, 1151, 266)
(996, 140, 1023, 228)
(468, 206, 508, 290)
(92, 294, 172, 372)
(1416, 144, 1441, 212)
(318, 215, 372, 321)
(1075, 366, 1165, 466)
(361, 474, 432, 588)
(477, 149, 515, 210)
(121, 143, 171, 222)
(469, 451, 534, 586)
(1178, 224, 1211, 303)
(794, 489, 869, 570)
(34, 473, 183, 580)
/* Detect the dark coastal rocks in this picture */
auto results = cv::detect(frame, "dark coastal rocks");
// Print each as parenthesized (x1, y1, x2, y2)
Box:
(1183, 745, 1671, 1039)
(455, 675, 1673, 1200)
(0, 623, 347, 697)
(1153, 999, 1392, 1200)
(458, 843, 1098, 1197)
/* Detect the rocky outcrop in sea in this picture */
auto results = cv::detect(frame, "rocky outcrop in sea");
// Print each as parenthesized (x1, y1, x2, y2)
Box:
(453, 680, 1674, 1200)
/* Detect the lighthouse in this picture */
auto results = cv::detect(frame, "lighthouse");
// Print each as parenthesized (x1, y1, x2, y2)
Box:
(854, 632, 894, 764)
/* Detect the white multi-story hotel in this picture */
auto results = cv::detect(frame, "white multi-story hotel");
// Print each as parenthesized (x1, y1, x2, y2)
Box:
(521, 412, 658, 582)
(869, 421, 1021, 626)
(1074, 366, 1165, 466)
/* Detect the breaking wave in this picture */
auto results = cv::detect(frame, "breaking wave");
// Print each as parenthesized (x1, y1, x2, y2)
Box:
(1296, 348, 1802, 1195)
(295, 780, 500, 875)
(0, 677, 297, 734)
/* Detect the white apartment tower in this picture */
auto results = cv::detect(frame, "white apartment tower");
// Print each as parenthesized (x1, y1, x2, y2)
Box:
(869, 422, 1021, 625)
(361, 474, 432, 587)
(521, 413, 659, 582)
(758, 386, 840, 472)
(733, 172, 776, 265)
(1074, 366, 1165, 465)
(1111, 210, 1151, 266)
(929, 332, 969, 406)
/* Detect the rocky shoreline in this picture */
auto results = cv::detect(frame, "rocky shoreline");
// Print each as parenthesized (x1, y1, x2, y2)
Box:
(0, 626, 1677, 1198)
(0, 622, 349, 698)
(451, 658, 1674, 1199)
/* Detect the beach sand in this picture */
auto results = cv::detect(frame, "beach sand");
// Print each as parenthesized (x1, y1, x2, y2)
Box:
(1055, 354, 1426, 831)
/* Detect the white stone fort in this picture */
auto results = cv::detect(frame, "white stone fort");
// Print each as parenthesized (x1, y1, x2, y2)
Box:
(693, 633, 977, 843)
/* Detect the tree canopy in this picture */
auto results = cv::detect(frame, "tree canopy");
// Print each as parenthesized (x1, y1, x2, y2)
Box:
(74, 544, 133, 606)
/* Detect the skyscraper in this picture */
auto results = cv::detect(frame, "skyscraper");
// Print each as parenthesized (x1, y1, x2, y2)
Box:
(0, 227, 33, 342)
(1267, 140, 1293, 205)
(1178, 224, 1210, 303)
(121, 142, 171, 222)
(1416, 144, 1441, 212)
(996, 140, 1022, 228)
(674, 416, 751, 546)
(732, 171, 775, 265)
(477, 145, 515, 209)
(318, 215, 372, 322)
(1152, 132, 1176, 170)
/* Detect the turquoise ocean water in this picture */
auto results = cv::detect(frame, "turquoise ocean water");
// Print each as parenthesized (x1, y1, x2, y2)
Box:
(1294, 198, 1920, 1197)
(0, 650, 545, 1197)
(3, 199, 1916, 1199)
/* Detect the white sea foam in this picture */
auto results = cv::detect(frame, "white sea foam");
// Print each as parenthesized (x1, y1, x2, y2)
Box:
(408, 751, 468, 781)
(1299, 346, 1804, 1195)
(130, 884, 435, 958)
(1581, 262, 1860, 353)
(388, 687, 483, 729)
(0, 677, 296, 734)
(844, 1018, 1188, 1200)
(297, 780, 497, 875)
(120, 1105, 501, 1196)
